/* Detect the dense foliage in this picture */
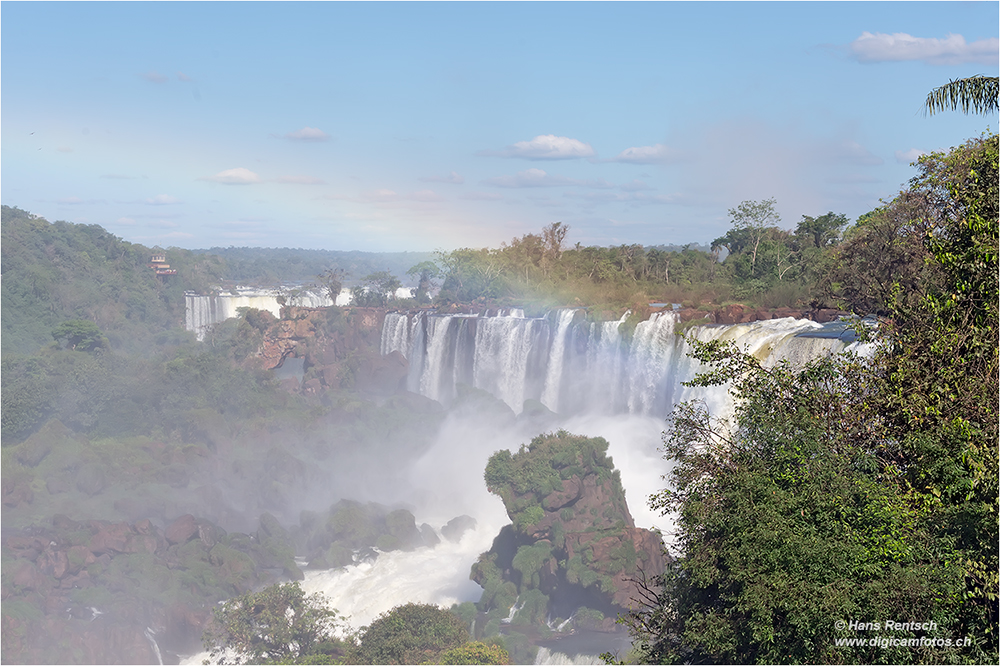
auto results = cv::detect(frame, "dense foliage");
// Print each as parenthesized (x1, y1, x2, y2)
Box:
(349, 603, 471, 665)
(619, 133, 999, 664)
(190, 246, 435, 287)
(1, 205, 220, 355)
(420, 205, 848, 313)
(203, 582, 348, 665)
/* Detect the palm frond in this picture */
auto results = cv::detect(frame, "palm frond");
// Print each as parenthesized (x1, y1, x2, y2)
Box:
(925, 76, 999, 116)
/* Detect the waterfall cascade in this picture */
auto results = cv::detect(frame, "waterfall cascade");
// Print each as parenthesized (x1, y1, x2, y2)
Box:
(382, 309, 863, 418)
(185, 287, 341, 341)
(186, 287, 417, 341)
(181, 308, 865, 666)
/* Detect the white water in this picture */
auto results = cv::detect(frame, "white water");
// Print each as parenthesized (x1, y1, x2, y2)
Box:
(185, 287, 341, 341)
(185, 287, 415, 341)
(389, 310, 857, 418)
(535, 647, 605, 665)
(540, 309, 579, 411)
(181, 311, 861, 665)
(144, 627, 164, 665)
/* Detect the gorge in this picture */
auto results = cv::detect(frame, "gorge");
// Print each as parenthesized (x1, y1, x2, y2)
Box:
(205, 305, 868, 663)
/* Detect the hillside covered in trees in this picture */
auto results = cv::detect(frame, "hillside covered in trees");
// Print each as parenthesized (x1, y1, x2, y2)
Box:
(1, 131, 996, 664)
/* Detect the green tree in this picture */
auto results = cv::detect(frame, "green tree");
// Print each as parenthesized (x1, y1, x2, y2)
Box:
(623, 134, 999, 664)
(318, 267, 348, 303)
(352, 271, 402, 307)
(925, 76, 999, 116)
(350, 603, 469, 665)
(51, 319, 108, 352)
(713, 198, 781, 274)
(625, 341, 980, 664)
(405, 261, 441, 304)
(795, 211, 848, 249)
(202, 582, 347, 665)
(439, 641, 510, 664)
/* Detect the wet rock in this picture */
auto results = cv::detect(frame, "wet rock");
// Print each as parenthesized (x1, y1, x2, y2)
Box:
(46, 474, 73, 495)
(88, 521, 133, 555)
(420, 523, 441, 548)
(164, 514, 198, 545)
(197, 520, 226, 549)
(37, 549, 70, 579)
(5, 535, 47, 560)
(441, 515, 477, 543)
(383, 509, 423, 551)
(75, 463, 107, 496)
(14, 435, 52, 468)
(354, 350, 409, 395)
(813, 308, 846, 323)
(65, 545, 97, 575)
(52, 514, 80, 530)
(9, 559, 48, 592)
(542, 478, 583, 511)
(2, 477, 34, 507)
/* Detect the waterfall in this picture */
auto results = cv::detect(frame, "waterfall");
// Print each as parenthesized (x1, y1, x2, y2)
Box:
(540, 310, 579, 413)
(380, 313, 412, 357)
(144, 627, 164, 665)
(386, 310, 855, 418)
(473, 315, 547, 410)
(184, 287, 344, 341)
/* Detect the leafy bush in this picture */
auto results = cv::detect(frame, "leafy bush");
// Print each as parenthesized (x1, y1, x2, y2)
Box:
(439, 640, 510, 664)
(350, 603, 469, 665)
(202, 582, 347, 665)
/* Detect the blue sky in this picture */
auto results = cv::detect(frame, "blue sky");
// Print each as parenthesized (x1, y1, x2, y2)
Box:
(2, 1, 997, 252)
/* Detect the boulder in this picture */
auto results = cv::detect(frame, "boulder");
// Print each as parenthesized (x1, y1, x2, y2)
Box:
(441, 515, 477, 543)
(164, 514, 199, 545)
(75, 463, 107, 496)
(473, 432, 669, 629)
(88, 521, 134, 555)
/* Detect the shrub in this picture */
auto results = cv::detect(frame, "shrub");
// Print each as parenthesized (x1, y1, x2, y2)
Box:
(350, 603, 469, 665)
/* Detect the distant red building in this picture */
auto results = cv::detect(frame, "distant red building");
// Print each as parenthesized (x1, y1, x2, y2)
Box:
(150, 253, 177, 276)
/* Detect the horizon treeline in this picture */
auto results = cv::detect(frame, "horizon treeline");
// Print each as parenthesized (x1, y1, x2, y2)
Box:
(2, 195, 855, 357)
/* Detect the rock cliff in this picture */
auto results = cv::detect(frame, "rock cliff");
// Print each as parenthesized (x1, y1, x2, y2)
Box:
(251, 306, 408, 396)
(471, 431, 668, 634)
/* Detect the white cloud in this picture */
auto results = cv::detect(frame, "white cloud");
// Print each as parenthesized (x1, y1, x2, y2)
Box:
(482, 134, 595, 160)
(200, 167, 262, 184)
(483, 168, 613, 189)
(145, 194, 181, 205)
(140, 71, 168, 84)
(276, 175, 326, 185)
(609, 143, 680, 164)
(420, 171, 465, 184)
(850, 32, 999, 66)
(459, 192, 504, 201)
(284, 127, 330, 142)
(895, 148, 927, 164)
(177, 72, 192, 82)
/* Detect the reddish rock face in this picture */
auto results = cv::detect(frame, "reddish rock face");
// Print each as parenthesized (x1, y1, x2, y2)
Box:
(253, 307, 398, 397)
(88, 521, 134, 555)
(164, 514, 198, 545)
(477, 432, 671, 631)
